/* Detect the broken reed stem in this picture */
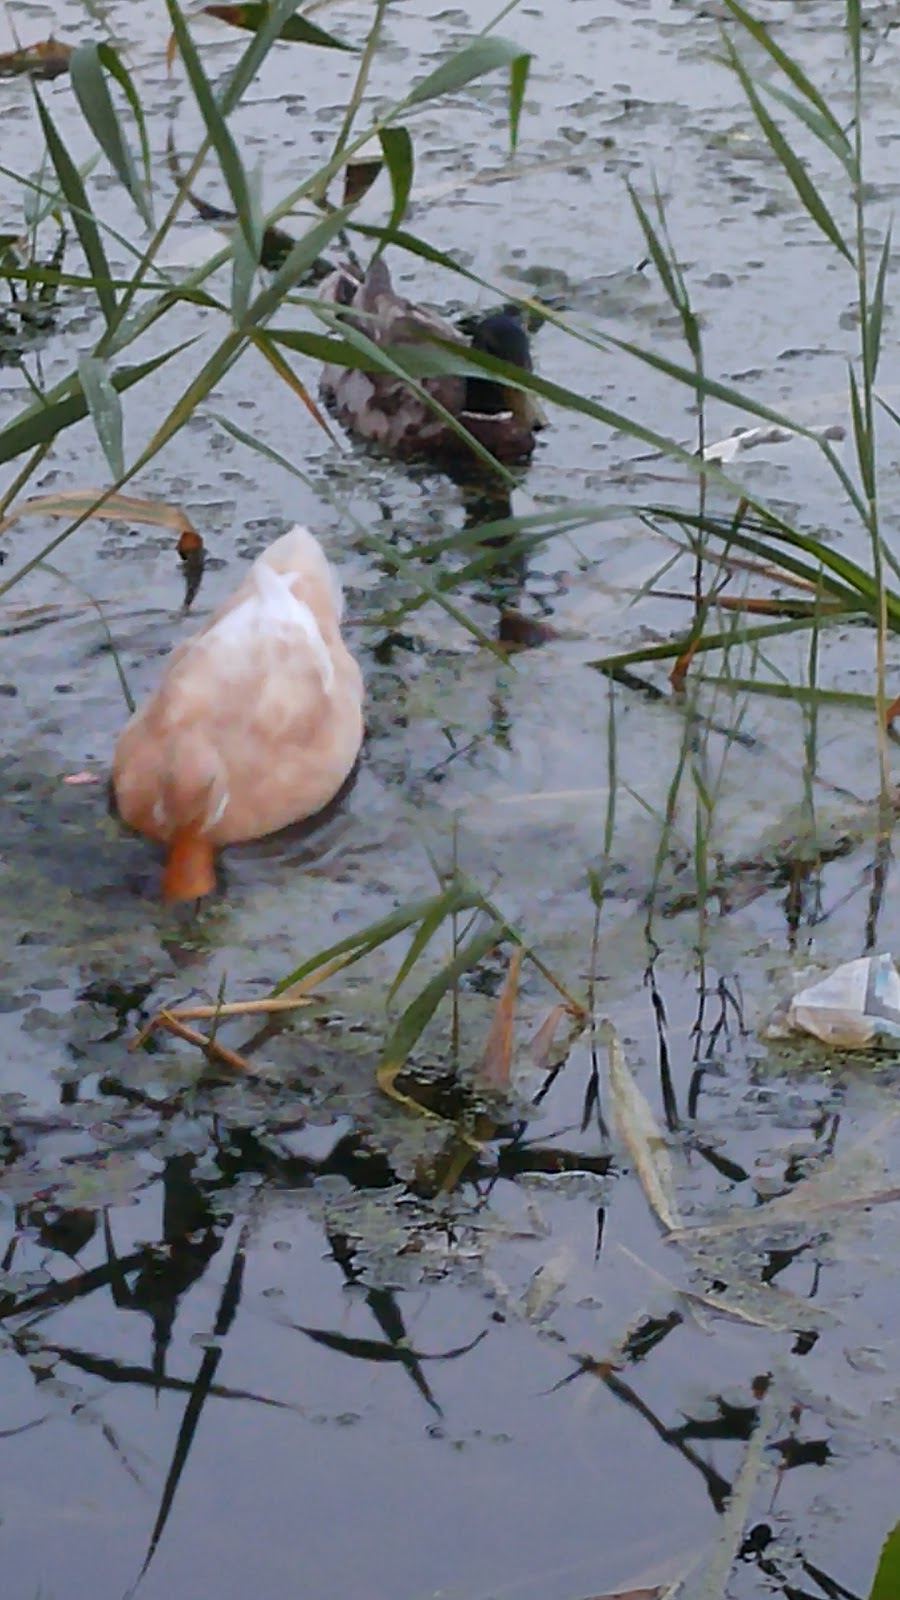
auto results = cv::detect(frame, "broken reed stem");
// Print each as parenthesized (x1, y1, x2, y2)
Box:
(130, 993, 316, 1058)
(149, 996, 313, 1028)
(140, 1011, 255, 1073)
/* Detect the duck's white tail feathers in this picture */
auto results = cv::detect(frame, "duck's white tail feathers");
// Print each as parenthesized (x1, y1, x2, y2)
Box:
(252, 559, 335, 692)
(258, 524, 346, 622)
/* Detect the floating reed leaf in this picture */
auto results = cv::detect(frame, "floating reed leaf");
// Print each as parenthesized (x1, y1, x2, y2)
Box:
(605, 1024, 680, 1231)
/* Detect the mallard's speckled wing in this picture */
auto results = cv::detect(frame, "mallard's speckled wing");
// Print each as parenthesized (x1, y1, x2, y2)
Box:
(318, 260, 469, 456)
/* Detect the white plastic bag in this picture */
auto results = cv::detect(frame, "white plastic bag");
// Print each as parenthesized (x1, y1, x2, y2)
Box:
(767, 952, 900, 1047)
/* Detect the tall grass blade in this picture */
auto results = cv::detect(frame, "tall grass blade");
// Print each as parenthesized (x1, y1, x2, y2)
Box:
(248, 330, 338, 441)
(646, 505, 900, 619)
(244, 208, 352, 326)
(329, 0, 389, 184)
(21, 152, 92, 228)
(628, 185, 687, 334)
(38, 558, 134, 711)
(507, 50, 529, 151)
(762, 81, 854, 167)
(202, 3, 354, 51)
(165, 0, 257, 259)
(137, 331, 244, 465)
(231, 166, 264, 321)
(0, 337, 196, 470)
(0, 488, 199, 544)
(404, 37, 531, 119)
(870, 1520, 900, 1600)
(379, 126, 414, 236)
(98, 44, 153, 208)
(866, 226, 891, 382)
(33, 89, 117, 325)
(77, 355, 125, 479)
(271, 888, 483, 996)
(698, 674, 875, 709)
(848, 364, 874, 503)
(721, 0, 849, 154)
(70, 44, 153, 229)
(721, 36, 854, 264)
(376, 920, 504, 1112)
(386, 882, 475, 1002)
(588, 615, 850, 677)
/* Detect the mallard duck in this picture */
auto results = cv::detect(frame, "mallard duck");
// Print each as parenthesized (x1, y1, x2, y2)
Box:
(317, 257, 545, 464)
(111, 527, 364, 902)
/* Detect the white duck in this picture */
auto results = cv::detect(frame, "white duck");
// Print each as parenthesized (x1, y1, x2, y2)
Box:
(111, 526, 364, 901)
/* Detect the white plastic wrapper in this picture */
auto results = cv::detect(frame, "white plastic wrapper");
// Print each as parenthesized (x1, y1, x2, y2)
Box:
(766, 953, 900, 1047)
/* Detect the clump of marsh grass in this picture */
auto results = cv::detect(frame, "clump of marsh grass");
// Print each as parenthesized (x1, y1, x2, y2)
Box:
(590, 1, 900, 771)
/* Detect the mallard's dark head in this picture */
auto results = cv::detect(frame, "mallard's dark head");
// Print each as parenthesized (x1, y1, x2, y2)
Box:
(464, 310, 542, 427)
(471, 310, 533, 371)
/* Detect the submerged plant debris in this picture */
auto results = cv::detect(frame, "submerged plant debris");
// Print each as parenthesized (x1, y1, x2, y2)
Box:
(0, 224, 66, 359)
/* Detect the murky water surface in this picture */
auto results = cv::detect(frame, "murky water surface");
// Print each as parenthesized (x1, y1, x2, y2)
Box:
(3, 2, 900, 1597)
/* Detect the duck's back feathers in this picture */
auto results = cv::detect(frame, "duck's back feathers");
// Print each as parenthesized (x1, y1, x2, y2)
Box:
(318, 259, 541, 464)
(318, 260, 469, 457)
(111, 527, 364, 872)
(206, 524, 347, 631)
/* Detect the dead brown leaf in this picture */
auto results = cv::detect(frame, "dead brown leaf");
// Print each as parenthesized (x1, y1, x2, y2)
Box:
(477, 947, 522, 1089)
(498, 608, 564, 651)
(343, 156, 384, 206)
(0, 490, 205, 608)
(529, 1003, 569, 1070)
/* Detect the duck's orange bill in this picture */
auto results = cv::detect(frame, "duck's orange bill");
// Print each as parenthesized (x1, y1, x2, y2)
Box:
(161, 826, 216, 902)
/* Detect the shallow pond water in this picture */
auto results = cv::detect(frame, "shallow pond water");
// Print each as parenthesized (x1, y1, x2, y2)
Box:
(3, 2, 900, 1598)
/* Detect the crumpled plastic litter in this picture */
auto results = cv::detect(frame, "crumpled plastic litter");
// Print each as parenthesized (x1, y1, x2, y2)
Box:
(766, 952, 900, 1047)
(702, 421, 846, 464)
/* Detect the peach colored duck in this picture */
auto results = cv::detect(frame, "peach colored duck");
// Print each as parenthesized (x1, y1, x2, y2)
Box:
(111, 526, 364, 902)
